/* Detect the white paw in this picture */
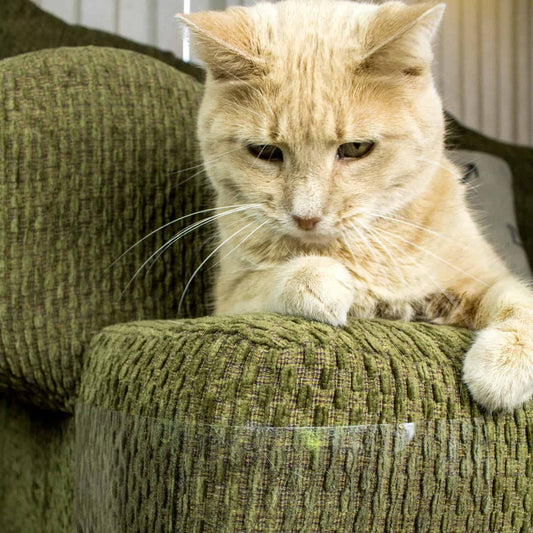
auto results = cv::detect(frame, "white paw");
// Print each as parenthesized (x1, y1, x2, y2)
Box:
(276, 256, 355, 326)
(463, 320, 533, 411)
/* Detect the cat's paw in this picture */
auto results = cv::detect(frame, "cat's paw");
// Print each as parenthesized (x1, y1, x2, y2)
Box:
(275, 256, 355, 326)
(463, 319, 533, 411)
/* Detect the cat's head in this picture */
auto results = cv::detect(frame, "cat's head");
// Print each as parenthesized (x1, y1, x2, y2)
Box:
(179, 0, 445, 246)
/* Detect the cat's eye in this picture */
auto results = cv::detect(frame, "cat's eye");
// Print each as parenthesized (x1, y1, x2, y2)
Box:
(248, 144, 284, 162)
(336, 141, 375, 160)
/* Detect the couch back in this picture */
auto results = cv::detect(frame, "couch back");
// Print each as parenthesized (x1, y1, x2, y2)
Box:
(0, 47, 210, 411)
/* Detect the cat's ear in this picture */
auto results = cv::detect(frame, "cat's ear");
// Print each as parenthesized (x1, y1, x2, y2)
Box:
(361, 1, 445, 75)
(177, 8, 265, 81)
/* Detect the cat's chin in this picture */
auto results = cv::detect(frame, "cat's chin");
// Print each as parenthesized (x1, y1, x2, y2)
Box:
(287, 229, 338, 247)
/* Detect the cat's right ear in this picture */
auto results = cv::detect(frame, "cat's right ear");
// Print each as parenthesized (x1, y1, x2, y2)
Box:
(176, 8, 265, 81)
(360, 2, 445, 75)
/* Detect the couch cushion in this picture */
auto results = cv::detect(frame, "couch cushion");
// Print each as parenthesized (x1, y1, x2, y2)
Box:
(450, 150, 532, 279)
(446, 114, 533, 269)
(0, 47, 209, 411)
(0, 397, 74, 532)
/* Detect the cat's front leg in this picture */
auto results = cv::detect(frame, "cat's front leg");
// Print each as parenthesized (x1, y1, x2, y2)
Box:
(273, 256, 356, 326)
(216, 255, 355, 326)
(463, 278, 533, 411)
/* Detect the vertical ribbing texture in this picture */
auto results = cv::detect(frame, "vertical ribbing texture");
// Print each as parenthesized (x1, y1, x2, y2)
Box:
(0, 48, 207, 410)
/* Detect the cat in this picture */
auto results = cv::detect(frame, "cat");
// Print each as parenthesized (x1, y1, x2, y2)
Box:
(178, 0, 533, 412)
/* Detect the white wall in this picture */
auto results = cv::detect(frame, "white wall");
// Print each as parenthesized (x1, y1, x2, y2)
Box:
(32, 0, 533, 146)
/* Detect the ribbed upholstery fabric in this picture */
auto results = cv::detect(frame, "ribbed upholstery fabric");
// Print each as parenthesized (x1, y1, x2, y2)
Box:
(75, 316, 533, 532)
(0, 47, 207, 411)
(82, 316, 477, 425)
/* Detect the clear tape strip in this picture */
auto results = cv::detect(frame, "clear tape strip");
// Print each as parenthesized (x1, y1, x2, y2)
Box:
(75, 402, 499, 532)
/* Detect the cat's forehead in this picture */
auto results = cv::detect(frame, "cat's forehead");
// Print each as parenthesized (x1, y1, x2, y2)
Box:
(222, 65, 406, 146)
(223, 75, 404, 147)
(250, 0, 379, 65)
(240, 1, 416, 133)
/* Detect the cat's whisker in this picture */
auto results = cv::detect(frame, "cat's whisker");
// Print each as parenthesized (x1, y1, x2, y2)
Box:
(228, 100, 266, 122)
(340, 231, 367, 271)
(346, 221, 409, 290)
(203, 216, 243, 249)
(416, 156, 457, 176)
(348, 222, 383, 268)
(366, 211, 471, 251)
(170, 153, 245, 189)
(143, 213, 230, 277)
(171, 165, 208, 189)
(209, 219, 269, 271)
(362, 224, 408, 285)
(110, 204, 258, 269)
(212, 214, 253, 238)
(370, 225, 490, 287)
(178, 220, 257, 313)
(346, 224, 382, 266)
(249, 145, 269, 172)
(141, 205, 258, 276)
(119, 205, 258, 296)
(341, 230, 362, 257)
(343, 224, 411, 307)
(166, 147, 243, 178)
(165, 159, 206, 177)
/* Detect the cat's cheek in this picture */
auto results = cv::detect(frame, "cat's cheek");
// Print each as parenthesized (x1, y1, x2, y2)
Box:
(463, 320, 533, 411)
(272, 256, 355, 327)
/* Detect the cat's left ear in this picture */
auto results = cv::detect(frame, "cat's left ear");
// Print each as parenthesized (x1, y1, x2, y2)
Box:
(177, 8, 265, 81)
(362, 1, 445, 73)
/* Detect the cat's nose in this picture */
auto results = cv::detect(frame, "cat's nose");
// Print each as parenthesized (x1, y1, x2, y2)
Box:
(292, 215, 322, 230)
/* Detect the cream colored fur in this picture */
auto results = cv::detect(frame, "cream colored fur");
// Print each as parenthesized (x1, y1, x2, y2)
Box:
(178, 0, 533, 411)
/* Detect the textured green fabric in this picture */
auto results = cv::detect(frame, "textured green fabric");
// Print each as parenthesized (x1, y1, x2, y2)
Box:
(0, 0, 205, 82)
(74, 316, 533, 532)
(3, 314, 533, 531)
(0, 47, 207, 411)
(82, 315, 477, 425)
(0, 397, 74, 533)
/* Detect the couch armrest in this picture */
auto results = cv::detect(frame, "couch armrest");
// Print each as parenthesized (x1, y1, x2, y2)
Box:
(80, 314, 477, 425)
(76, 315, 533, 531)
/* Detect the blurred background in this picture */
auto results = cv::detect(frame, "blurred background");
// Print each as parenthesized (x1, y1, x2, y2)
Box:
(31, 0, 533, 146)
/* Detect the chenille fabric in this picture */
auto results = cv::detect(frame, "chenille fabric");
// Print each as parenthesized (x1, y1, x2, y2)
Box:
(0, 47, 206, 411)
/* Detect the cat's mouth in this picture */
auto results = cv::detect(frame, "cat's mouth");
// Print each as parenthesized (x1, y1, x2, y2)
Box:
(294, 231, 335, 246)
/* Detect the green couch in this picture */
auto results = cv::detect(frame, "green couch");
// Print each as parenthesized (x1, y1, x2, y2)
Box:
(2, 2, 533, 531)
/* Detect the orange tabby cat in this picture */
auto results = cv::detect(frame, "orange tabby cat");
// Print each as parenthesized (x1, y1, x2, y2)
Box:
(178, 0, 533, 411)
